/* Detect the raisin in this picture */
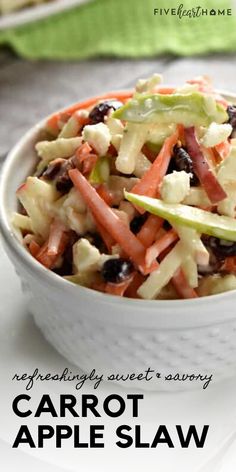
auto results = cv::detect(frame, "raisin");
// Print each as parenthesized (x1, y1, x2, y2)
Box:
(42, 159, 63, 181)
(101, 258, 134, 283)
(130, 214, 147, 234)
(55, 157, 77, 193)
(204, 236, 236, 258)
(198, 236, 226, 275)
(226, 105, 236, 137)
(89, 100, 123, 124)
(169, 145, 199, 186)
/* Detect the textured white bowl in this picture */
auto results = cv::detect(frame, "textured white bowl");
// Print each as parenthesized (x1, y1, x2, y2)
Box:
(1, 94, 236, 391)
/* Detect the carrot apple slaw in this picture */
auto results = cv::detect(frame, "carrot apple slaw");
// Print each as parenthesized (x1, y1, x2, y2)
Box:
(13, 73, 236, 300)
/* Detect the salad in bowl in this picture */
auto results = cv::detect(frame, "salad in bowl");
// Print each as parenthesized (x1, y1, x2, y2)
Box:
(13, 73, 236, 301)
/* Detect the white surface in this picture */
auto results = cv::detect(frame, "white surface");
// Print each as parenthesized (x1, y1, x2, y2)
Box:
(0, 239, 236, 471)
(0, 0, 91, 31)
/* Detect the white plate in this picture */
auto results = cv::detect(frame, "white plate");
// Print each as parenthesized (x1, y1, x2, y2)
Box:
(0, 238, 236, 471)
(0, 0, 91, 31)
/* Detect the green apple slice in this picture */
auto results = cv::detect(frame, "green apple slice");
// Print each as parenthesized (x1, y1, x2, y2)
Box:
(113, 92, 228, 127)
(89, 156, 110, 184)
(125, 191, 236, 242)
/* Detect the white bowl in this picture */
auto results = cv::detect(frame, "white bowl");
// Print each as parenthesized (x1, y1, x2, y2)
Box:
(1, 94, 236, 391)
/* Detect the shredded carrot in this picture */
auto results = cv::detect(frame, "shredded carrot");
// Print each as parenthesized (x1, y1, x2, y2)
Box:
(145, 229, 178, 267)
(95, 220, 116, 252)
(215, 140, 231, 160)
(156, 87, 176, 95)
(69, 169, 157, 274)
(223, 257, 236, 273)
(187, 76, 212, 93)
(46, 114, 61, 136)
(47, 219, 68, 256)
(125, 272, 146, 298)
(29, 240, 41, 257)
(172, 268, 198, 299)
(137, 214, 163, 248)
(76, 142, 92, 160)
(131, 131, 179, 212)
(91, 281, 107, 293)
(177, 124, 185, 145)
(105, 274, 135, 297)
(35, 241, 55, 269)
(73, 110, 90, 128)
(36, 221, 69, 269)
(76, 143, 98, 175)
(201, 145, 217, 167)
(96, 184, 114, 206)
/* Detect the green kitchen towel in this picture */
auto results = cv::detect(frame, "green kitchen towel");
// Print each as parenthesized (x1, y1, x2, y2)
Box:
(0, 0, 236, 59)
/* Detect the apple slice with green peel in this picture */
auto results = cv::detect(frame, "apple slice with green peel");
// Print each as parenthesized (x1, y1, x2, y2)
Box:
(89, 156, 110, 184)
(113, 92, 228, 127)
(125, 191, 236, 242)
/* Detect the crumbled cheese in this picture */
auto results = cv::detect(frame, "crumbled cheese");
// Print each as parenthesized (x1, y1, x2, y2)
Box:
(160, 171, 190, 204)
(201, 122, 232, 148)
(82, 123, 111, 156)
(73, 239, 118, 274)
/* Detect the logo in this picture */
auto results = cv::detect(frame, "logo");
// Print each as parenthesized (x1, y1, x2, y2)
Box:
(153, 4, 232, 18)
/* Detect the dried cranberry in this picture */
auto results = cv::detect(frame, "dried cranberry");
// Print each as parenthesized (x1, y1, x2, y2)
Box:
(55, 157, 77, 193)
(198, 236, 226, 275)
(42, 159, 63, 181)
(89, 100, 123, 124)
(226, 105, 236, 137)
(130, 214, 147, 234)
(168, 145, 199, 186)
(101, 258, 134, 283)
(204, 236, 236, 258)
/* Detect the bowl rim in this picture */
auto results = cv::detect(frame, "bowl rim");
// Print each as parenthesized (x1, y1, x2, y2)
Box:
(1, 88, 236, 313)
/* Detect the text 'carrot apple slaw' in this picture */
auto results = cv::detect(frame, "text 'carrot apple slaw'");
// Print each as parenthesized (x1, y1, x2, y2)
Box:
(13, 74, 236, 300)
